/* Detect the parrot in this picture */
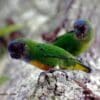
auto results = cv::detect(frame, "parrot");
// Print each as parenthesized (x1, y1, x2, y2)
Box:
(8, 38, 91, 73)
(52, 19, 94, 56)
(0, 22, 24, 58)
(0, 24, 23, 37)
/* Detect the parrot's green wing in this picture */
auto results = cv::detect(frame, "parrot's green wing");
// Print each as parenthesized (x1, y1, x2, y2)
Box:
(32, 43, 91, 73)
(53, 30, 93, 56)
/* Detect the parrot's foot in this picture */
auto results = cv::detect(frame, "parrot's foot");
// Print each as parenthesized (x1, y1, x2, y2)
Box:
(32, 70, 99, 100)
(47, 68, 63, 73)
(47, 68, 60, 73)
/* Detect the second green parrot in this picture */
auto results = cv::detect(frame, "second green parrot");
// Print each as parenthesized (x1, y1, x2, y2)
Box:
(0, 23, 24, 57)
(53, 19, 94, 56)
(8, 38, 91, 73)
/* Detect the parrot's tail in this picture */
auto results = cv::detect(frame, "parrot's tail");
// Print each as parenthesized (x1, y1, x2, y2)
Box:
(74, 63, 91, 73)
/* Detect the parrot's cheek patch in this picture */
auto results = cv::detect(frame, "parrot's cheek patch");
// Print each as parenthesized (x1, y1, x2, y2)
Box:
(76, 33, 86, 40)
(10, 53, 21, 59)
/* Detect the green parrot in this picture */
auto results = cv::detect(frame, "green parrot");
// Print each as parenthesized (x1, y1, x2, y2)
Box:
(0, 24, 23, 37)
(53, 19, 94, 56)
(8, 38, 91, 73)
(0, 23, 24, 57)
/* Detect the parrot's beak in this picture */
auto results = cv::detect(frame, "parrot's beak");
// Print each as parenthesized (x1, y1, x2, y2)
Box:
(8, 41, 26, 59)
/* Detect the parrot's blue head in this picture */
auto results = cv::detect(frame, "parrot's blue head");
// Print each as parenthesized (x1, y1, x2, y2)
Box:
(8, 40, 26, 59)
(74, 19, 91, 39)
(8, 39, 36, 61)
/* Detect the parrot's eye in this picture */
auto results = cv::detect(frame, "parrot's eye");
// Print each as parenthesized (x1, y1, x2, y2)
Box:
(8, 41, 25, 59)
(74, 19, 89, 39)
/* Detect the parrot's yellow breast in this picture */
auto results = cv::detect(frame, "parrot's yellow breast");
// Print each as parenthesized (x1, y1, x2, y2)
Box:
(29, 61, 89, 72)
(30, 60, 50, 70)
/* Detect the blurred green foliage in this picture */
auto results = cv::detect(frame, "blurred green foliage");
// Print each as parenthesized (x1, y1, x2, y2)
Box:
(0, 76, 10, 86)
